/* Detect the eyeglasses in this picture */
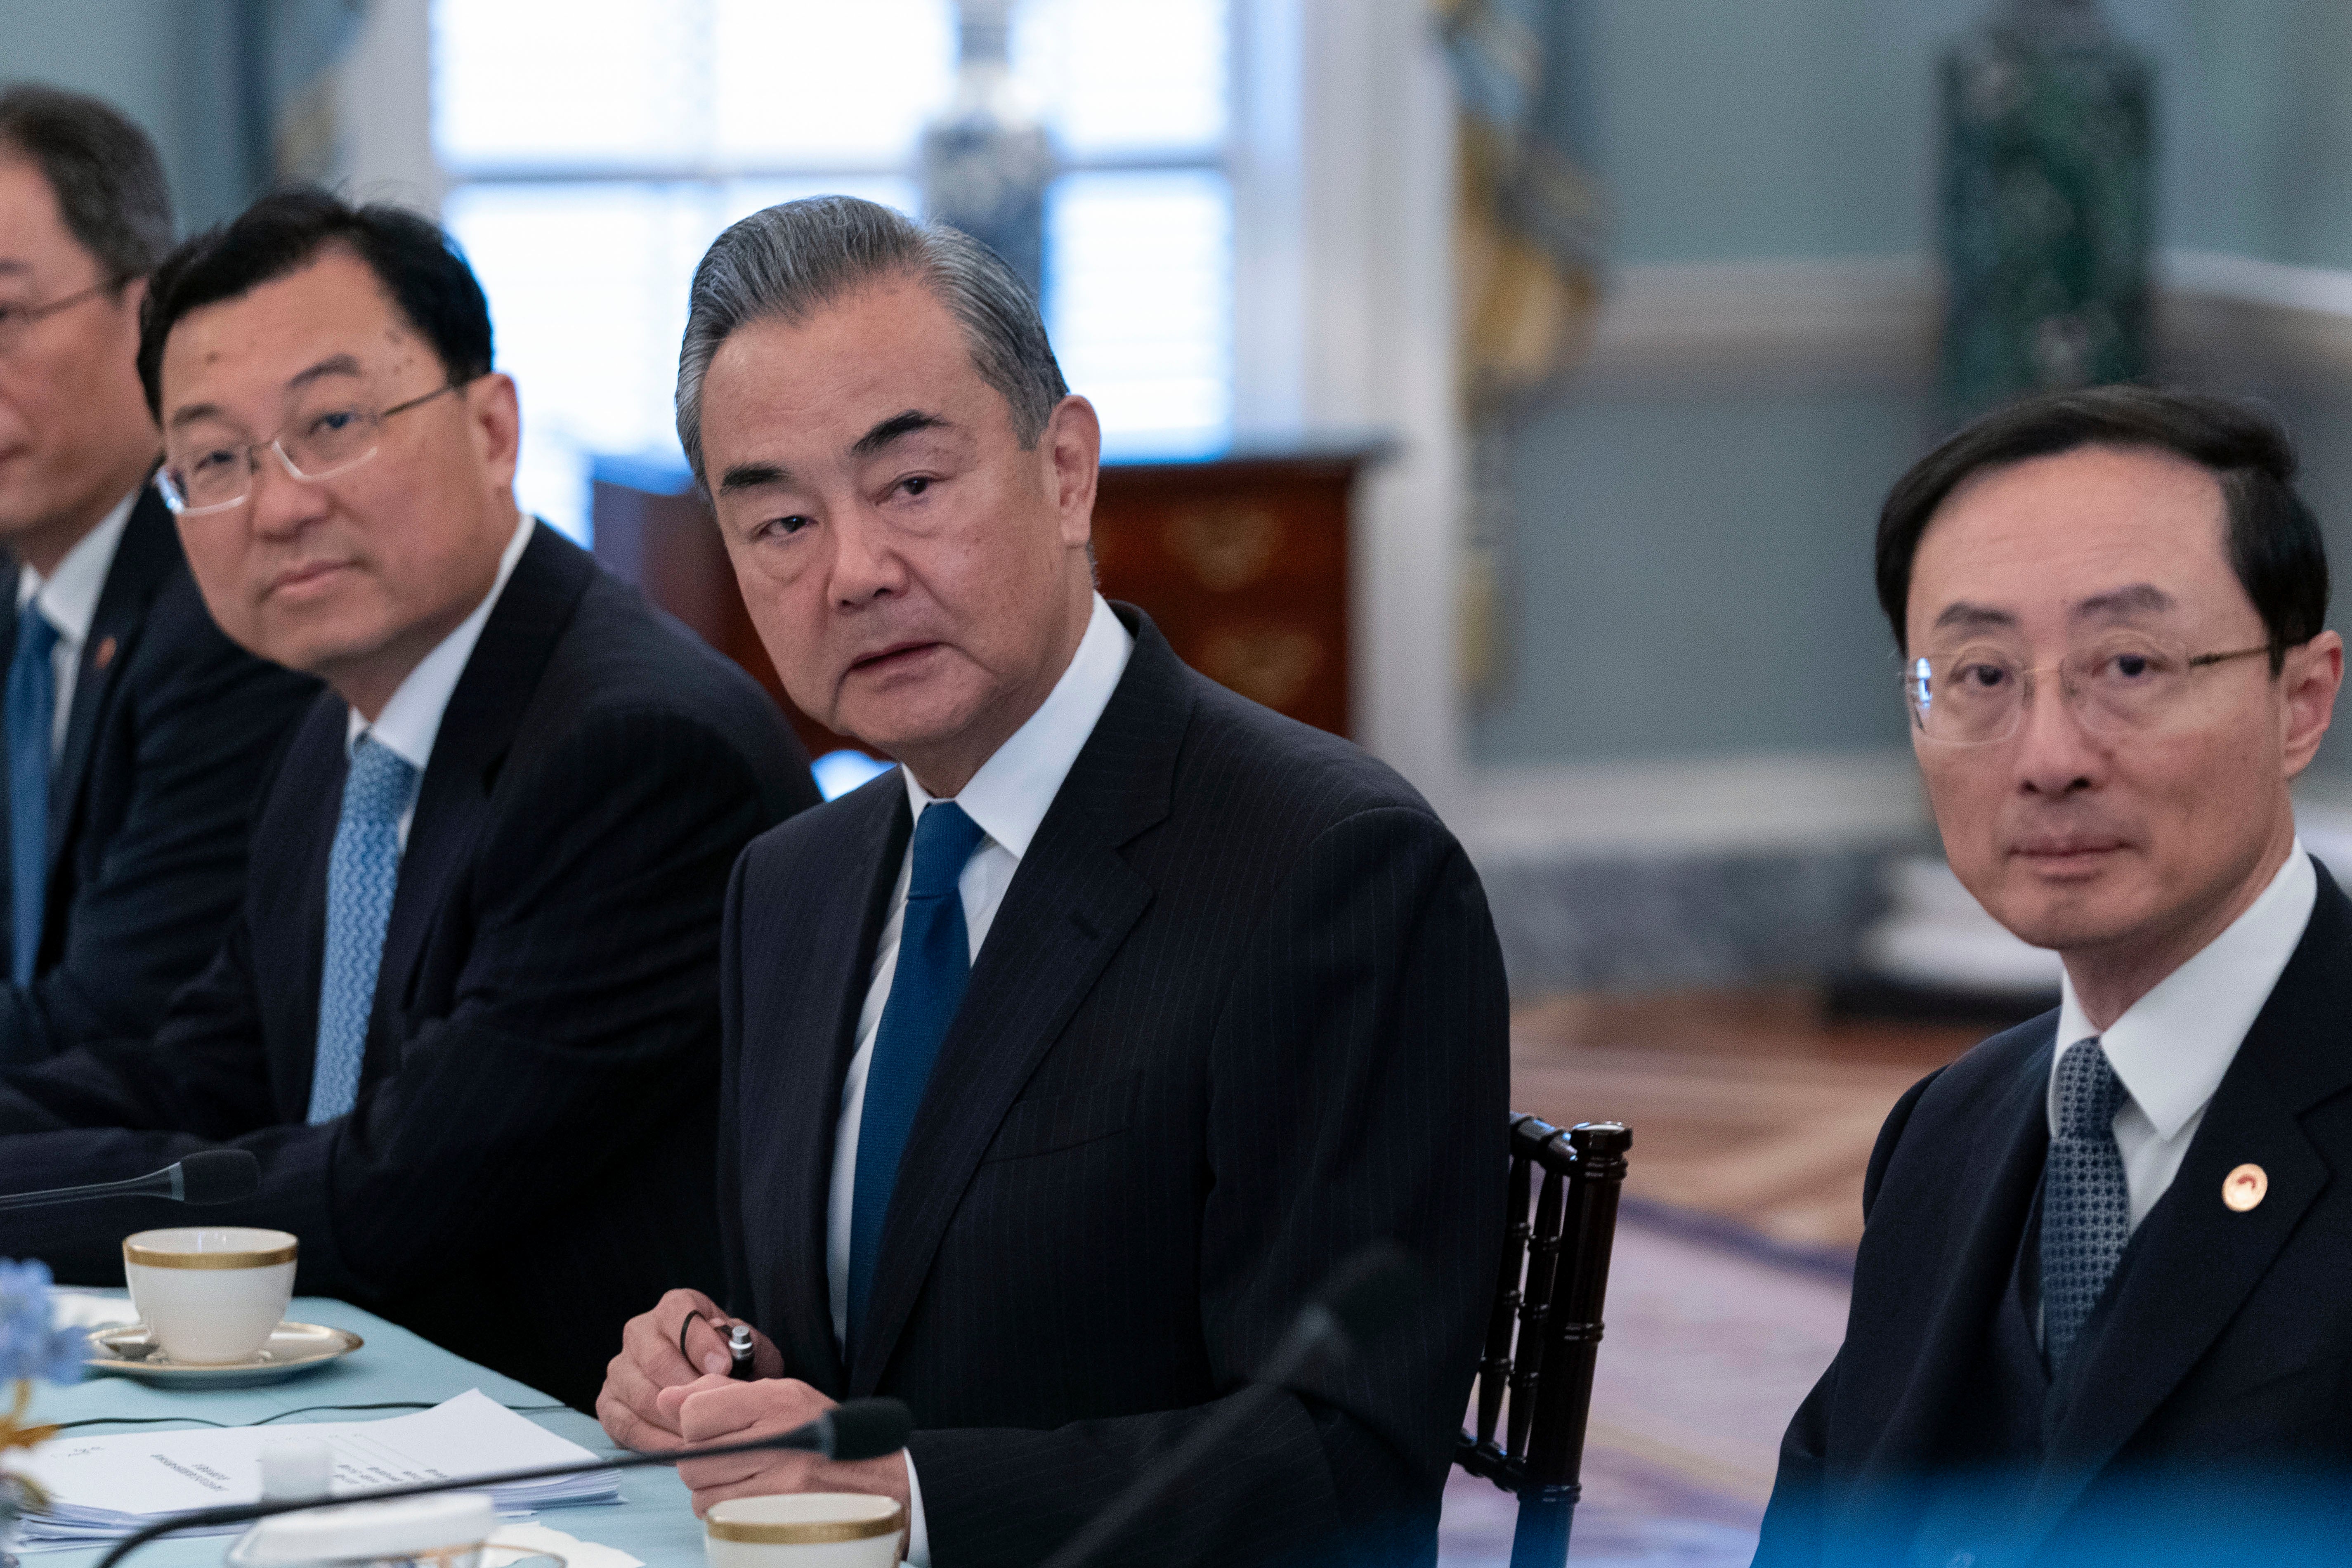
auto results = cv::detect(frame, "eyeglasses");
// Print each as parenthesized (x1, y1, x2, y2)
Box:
(158, 381, 469, 516)
(1903, 634, 2271, 746)
(0, 282, 109, 359)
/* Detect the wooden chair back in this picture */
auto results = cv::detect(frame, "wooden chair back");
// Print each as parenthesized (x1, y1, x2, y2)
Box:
(1454, 1115, 1633, 1568)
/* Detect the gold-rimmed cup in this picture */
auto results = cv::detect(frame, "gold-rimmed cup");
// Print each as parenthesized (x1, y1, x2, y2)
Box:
(704, 1495, 904, 1568)
(122, 1227, 297, 1364)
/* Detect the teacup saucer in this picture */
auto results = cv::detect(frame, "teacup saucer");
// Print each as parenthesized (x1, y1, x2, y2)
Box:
(85, 1320, 364, 1387)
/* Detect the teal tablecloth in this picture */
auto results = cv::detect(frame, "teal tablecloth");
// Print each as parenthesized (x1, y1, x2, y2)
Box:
(32, 1296, 704, 1568)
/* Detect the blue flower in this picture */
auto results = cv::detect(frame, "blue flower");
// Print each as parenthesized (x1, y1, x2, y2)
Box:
(0, 1260, 83, 1385)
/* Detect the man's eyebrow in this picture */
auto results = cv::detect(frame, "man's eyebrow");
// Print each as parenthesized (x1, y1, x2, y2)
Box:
(2072, 583, 2176, 620)
(719, 460, 795, 493)
(167, 354, 369, 432)
(285, 354, 365, 393)
(851, 410, 949, 458)
(0, 260, 28, 277)
(1931, 602, 2018, 635)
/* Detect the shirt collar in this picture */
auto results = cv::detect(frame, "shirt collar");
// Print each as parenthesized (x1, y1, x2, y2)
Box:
(17, 486, 138, 647)
(900, 593, 1134, 860)
(345, 513, 535, 772)
(2053, 842, 2319, 1140)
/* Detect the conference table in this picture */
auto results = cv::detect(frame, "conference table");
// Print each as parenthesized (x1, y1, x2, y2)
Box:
(38, 1296, 705, 1568)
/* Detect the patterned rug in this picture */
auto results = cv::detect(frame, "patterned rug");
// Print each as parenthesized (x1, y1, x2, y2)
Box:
(1436, 1206, 1851, 1566)
(1436, 991, 1984, 1565)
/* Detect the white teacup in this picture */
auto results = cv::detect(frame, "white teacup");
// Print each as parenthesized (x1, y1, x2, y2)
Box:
(705, 1494, 905, 1568)
(122, 1227, 297, 1364)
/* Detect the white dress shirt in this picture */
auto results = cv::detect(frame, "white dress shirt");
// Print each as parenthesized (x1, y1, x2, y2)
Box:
(2049, 841, 2318, 1233)
(824, 593, 1132, 1567)
(342, 513, 534, 848)
(14, 488, 136, 757)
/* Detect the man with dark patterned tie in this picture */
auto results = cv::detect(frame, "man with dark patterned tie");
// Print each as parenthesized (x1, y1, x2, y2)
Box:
(597, 196, 1509, 1568)
(1757, 386, 2352, 1567)
(0, 189, 817, 1408)
(0, 86, 315, 1062)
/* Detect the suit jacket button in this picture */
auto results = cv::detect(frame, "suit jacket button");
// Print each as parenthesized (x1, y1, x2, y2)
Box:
(1948, 1553, 1975, 1568)
(2223, 1163, 2268, 1211)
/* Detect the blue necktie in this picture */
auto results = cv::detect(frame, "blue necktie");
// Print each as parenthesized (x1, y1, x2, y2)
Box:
(307, 737, 416, 1124)
(2042, 1037, 2131, 1371)
(5, 604, 59, 987)
(847, 800, 986, 1345)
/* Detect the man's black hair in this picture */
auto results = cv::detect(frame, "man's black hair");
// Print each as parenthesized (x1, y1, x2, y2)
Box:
(137, 187, 492, 419)
(1877, 384, 2330, 671)
(0, 83, 174, 286)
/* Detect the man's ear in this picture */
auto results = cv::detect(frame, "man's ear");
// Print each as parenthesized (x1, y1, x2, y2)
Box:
(2281, 629, 2344, 779)
(469, 372, 523, 490)
(1041, 394, 1100, 550)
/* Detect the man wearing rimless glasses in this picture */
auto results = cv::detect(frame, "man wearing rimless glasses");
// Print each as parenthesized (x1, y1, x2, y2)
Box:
(1759, 387, 2352, 1567)
(0, 188, 815, 1409)
(0, 87, 314, 1066)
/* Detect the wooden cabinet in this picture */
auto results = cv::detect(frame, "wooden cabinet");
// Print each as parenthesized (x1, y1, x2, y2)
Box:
(590, 440, 1379, 761)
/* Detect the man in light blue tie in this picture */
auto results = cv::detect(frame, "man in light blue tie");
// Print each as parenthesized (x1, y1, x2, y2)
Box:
(0, 189, 817, 1408)
(1759, 387, 2352, 1566)
(0, 85, 316, 1058)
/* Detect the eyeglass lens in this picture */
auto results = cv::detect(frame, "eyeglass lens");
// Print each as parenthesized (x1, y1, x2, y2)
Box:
(1908, 637, 2225, 744)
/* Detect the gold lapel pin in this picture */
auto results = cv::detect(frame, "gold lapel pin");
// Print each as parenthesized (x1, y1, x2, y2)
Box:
(92, 635, 116, 672)
(2223, 1163, 2268, 1212)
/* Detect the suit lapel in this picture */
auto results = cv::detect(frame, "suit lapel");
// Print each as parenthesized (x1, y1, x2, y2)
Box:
(849, 610, 1185, 1395)
(2020, 859, 2352, 1547)
(271, 707, 348, 1118)
(45, 488, 175, 874)
(750, 778, 908, 1396)
(364, 526, 590, 1074)
(1845, 1030, 2053, 1507)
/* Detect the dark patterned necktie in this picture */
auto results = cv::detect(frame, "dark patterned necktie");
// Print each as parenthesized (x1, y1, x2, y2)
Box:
(2042, 1036, 2131, 1370)
(5, 603, 58, 986)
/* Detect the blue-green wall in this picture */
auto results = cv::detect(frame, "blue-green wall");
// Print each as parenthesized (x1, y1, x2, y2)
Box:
(1474, 0, 2352, 771)
(2, 0, 253, 236)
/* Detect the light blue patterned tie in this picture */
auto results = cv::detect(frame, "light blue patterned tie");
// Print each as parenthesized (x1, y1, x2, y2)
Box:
(846, 800, 986, 1347)
(5, 604, 58, 987)
(307, 737, 416, 1124)
(2042, 1037, 2131, 1371)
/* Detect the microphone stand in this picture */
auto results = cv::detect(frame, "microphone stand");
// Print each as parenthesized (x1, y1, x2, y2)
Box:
(0, 1165, 210, 1212)
(92, 1399, 912, 1568)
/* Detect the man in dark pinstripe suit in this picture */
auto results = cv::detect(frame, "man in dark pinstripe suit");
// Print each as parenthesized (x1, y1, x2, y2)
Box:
(0, 191, 816, 1411)
(599, 196, 1510, 1568)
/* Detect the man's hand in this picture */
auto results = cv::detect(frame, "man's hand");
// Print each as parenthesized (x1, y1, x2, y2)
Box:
(596, 1289, 783, 1452)
(660, 1374, 912, 1523)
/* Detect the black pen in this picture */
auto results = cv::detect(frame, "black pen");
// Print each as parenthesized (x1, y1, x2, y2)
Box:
(727, 1322, 757, 1380)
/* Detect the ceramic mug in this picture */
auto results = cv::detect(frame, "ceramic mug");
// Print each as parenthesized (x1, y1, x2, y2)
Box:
(705, 1494, 905, 1568)
(122, 1227, 298, 1364)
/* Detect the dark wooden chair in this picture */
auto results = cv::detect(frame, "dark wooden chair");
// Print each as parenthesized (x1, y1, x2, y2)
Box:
(1455, 1116, 1633, 1568)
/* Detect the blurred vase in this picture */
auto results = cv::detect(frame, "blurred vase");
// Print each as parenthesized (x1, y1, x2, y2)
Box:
(920, 0, 1057, 302)
(1937, 0, 2154, 425)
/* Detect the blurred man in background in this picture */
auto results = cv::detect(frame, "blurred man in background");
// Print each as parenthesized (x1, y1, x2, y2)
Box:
(598, 196, 1507, 1567)
(0, 190, 816, 1408)
(1760, 387, 2350, 1566)
(0, 85, 314, 1063)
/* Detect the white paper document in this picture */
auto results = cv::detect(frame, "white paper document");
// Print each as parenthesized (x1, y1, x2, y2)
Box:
(14, 1389, 618, 1551)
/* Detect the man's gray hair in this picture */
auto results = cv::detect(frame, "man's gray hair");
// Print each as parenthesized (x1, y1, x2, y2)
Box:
(676, 195, 1068, 483)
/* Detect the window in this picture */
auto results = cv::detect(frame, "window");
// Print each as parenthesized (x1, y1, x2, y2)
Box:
(432, 0, 1235, 539)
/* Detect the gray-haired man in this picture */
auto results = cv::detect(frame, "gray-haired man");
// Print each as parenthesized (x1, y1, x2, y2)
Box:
(597, 196, 1509, 1568)
(0, 85, 314, 1062)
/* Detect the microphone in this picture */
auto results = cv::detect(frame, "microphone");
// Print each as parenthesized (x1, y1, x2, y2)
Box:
(90, 1396, 913, 1568)
(0, 1149, 260, 1213)
(1034, 1243, 1424, 1568)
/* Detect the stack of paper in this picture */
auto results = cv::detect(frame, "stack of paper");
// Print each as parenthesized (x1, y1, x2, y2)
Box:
(13, 1389, 618, 1551)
